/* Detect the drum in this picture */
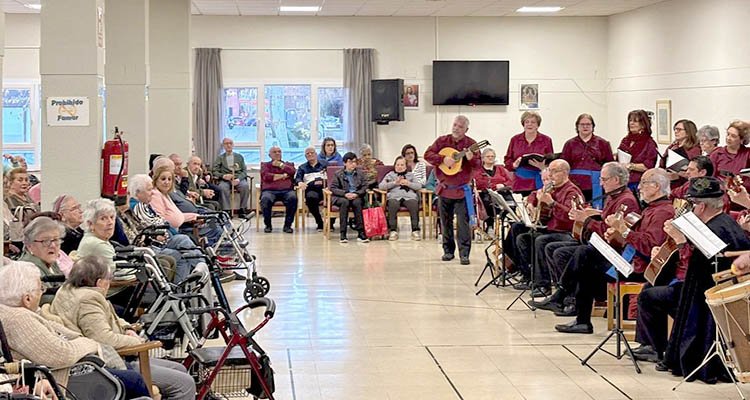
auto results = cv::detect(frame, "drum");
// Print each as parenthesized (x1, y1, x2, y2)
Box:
(705, 275, 750, 382)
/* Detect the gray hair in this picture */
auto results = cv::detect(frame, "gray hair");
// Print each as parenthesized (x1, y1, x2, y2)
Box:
(22, 216, 65, 247)
(66, 256, 111, 288)
(128, 174, 152, 199)
(481, 148, 496, 158)
(82, 198, 116, 232)
(603, 162, 629, 185)
(650, 168, 671, 196)
(697, 125, 720, 142)
(693, 196, 724, 210)
(359, 143, 373, 155)
(455, 115, 470, 128)
(0, 261, 41, 307)
(151, 156, 174, 175)
(305, 146, 317, 154)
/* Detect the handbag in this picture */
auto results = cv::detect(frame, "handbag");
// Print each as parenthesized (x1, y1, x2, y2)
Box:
(8, 206, 25, 242)
(362, 207, 388, 239)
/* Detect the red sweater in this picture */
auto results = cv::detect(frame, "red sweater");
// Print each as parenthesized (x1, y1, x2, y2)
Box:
(618, 133, 658, 184)
(473, 165, 512, 191)
(528, 180, 582, 233)
(260, 161, 296, 191)
(561, 134, 614, 191)
(423, 134, 482, 199)
(627, 198, 675, 274)
(503, 132, 554, 192)
(587, 187, 640, 237)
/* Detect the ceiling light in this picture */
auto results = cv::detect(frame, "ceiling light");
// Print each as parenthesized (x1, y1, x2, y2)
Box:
(24, 3, 42, 10)
(516, 6, 564, 13)
(279, 6, 321, 13)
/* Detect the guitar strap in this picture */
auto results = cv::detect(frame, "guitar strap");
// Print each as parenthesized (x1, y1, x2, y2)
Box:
(515, 167, 543, 189)
(570, 169, 602, 209)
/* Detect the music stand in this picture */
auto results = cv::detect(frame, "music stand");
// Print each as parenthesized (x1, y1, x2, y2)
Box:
(475, 189, 519, 294)
(669, 213, 744, 398)
(581, 233, 641, 373)
(506, 193, 543, 313)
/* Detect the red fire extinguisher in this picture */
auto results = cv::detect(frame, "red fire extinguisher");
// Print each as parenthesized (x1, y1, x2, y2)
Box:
(101, 126, 129, 204)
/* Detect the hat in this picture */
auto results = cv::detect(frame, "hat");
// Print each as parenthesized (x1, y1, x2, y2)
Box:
(686, 176, 724, 199)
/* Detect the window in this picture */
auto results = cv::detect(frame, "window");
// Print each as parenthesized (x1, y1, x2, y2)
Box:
(318, 87, 346, 146)
(264, 85, 311, 165)
(223, 87, 259, 143)
(2, 87, 40, 170)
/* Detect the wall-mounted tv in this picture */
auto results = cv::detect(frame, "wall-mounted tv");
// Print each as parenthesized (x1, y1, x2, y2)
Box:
(432, 60, 510, 106)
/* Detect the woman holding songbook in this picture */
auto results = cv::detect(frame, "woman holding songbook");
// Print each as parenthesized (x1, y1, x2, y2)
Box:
(616, 109, 659, 190)
(659, 119, 700, 189)
(474, 148, 512, 231)
(560, 113, 614, 202)
(503, 111, 553, 196)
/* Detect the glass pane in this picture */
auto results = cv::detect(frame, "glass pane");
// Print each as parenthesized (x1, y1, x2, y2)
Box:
(223, 88, 259, 143)
(234, 147, 261, 166)
(263, 85, 311, 162)
(318, 87, 347, 144)
(3, 150, 36, 170)
(3, 89, 32, 145)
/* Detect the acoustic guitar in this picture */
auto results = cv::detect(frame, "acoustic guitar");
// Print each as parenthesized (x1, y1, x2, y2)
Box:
(438, 140, 490, 176)
(531, 182, 556, 225)
(606, 204, 642, 250)
(570, 194, 602, 243)
(643, 199, 693, 285)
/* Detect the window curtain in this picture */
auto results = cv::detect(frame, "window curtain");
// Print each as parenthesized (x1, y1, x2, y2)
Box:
(193, 48, 223, 163)
(343, 48, 376, 156)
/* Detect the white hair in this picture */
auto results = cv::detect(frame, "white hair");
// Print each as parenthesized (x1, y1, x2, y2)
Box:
(151, 156, 175, 175)
(0, 261, 41, 307)
(651, 169, 671, 196)
(455, 115, 470, 128)
(128, 174, 152, 199)
(23, 217, 65, 247)
(82, 198, 116, 232)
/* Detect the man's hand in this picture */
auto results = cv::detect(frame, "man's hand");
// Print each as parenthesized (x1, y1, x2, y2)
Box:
(272, 160, 284, 168)
(298, 182, 308, 191)
(443, 156, 456, 168)
(739, 213, 750, 232)
(223, 173, 233, 181)
(539, 191, 553, 205)
(663, 219, 686, 244)
(274, 173, 289, 181)
(464, 149, 474, 161)
(125, 329, 140, 337)
(345, 193, 358, 200)
(732, 253, 750, 275)
(202, 189, 215, 199)
(568, 207, 584, 221)
(651, 245, 661, 259)
(729, 186, 750, 208)
(604, 227, 615, 242)
(495, 183, 505, 190)
(188, 191, 200, 201)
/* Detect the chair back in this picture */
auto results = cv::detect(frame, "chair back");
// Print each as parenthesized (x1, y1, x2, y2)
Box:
(326, 166, 344, 189)
(376, 165, 395, 183)
(425, 164, 434, 181)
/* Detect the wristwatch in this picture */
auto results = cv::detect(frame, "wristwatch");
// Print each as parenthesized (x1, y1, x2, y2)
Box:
(622, 228, 631, 239)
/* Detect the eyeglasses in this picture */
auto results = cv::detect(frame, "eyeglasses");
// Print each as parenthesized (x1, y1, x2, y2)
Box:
(33, 238, 63, 247)
(673, 127, 686, 132)
(578, 123, 593, 127)
(599, 175, 615, 182)
(548, 168, 563, 174)
(639, 180, 657, 186)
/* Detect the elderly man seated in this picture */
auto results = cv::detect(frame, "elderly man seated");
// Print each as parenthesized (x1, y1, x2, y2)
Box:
(212, 137, 251, 217)
(260, 146, 297, 233)
(295, 146, 327, 232)
(183, 155, 222, 211)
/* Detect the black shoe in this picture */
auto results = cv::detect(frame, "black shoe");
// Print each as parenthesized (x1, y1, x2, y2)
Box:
(655, 360, 669, 372)
(530, 286, 551, 298)
(283, 226, 294, 234)
(264, 226, 272, 233)
(632, 350, 661, 363)
(513, 281, 531, 291)
(460, 257, 470, 265)
(316, 224, 324, 232)
(554, 320, 593, 334)
(553, 304, 577, 317)
(630, 344, 655, 356)
(441, 253, 455, 262)
(529, 297, 564, 313)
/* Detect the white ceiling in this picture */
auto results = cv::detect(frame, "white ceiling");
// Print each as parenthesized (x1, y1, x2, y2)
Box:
(2, 0, 668, 17)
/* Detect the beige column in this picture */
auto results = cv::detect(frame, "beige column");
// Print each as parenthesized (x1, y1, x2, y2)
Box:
(0, 12, 5, 248)
(40, 0, 105, 207)
(148, 0, 191, 158)
(105, 0, 149, 174)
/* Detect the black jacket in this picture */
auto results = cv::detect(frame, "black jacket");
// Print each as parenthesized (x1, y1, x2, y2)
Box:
(330, 168, 367, 199)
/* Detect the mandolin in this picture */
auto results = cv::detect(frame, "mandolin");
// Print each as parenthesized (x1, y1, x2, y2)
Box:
(606, 204, 642, 250)
(531, 182, 556, 225)
(571, 194, 602, 243)
(727, 174, 744, 194)
(438, 140, 490, 176)
(643, 199, 693, 285)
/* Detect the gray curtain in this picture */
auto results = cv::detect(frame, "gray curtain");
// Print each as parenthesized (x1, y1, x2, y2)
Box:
(343, 48, 376, 155)
(193, 48, 223, 163)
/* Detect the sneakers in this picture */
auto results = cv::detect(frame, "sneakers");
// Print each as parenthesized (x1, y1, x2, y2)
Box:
(283, 226, 294, 234)
(388, 231, 399, 241)
(460, 257, 470, 265)
(357, 234, 370, 243)
(441, 253, 455, 262)
(264, 226, 272, 233)
(340, 236, 349, 243)
(411, 231, 421, 241)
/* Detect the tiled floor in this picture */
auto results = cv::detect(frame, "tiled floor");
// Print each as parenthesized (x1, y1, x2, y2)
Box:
(221, 219, 750, 399)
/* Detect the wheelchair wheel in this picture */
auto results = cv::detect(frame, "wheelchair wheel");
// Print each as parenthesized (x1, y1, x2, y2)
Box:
(252, 276, 270, 296)
(243, 282, 265, 302)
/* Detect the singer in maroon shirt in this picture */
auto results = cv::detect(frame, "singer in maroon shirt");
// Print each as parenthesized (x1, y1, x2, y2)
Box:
(504, 111, 554, 194)
(659, 119, 701, 189)
(710, 120, 750, 181)
(561, 113, 614, 200)
(618, 109, 658, 188)
(259, 146, 298, 233)
(424, 115, 481, 265)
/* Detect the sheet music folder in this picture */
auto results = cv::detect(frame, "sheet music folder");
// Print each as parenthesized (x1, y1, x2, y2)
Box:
(671, 212, 727, 258)
(666, 149, 689, 172)
(617, 149, 632, 165)
(589, 232, 634, 278)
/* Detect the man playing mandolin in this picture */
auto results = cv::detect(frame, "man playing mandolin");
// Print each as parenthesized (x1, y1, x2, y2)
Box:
(423, 115, 483, 265)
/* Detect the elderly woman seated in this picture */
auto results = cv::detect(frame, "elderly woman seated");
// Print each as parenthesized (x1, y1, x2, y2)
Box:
(42, 256, 196, 400)
(0, 261, 151, 399)
(4, 167, 40, 223)
(52, 194, 85, 254)
(357, 143, 384, 190)
(18, 216, 66, 304)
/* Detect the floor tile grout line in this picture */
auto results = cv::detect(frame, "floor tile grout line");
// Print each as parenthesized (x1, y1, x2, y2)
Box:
(286, 348, 298, 400)
(562, 344, 632, 400)
(424, 346, 465, 400)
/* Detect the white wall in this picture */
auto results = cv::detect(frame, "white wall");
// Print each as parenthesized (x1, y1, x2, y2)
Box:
(607, 0, 750, 146)
(4, 14, 39, 82)
(191, 15, 611, 162)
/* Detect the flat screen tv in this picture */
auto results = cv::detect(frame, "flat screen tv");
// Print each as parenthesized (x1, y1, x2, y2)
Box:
(432, 60, 510, 106)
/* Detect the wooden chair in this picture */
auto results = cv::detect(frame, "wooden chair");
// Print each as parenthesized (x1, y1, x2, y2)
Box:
(117, 340, 163, 397)
(323, 166, 361, 239)
(374, 166, 431, 239)
(606, 281, 644, 341)
(297, 180, 327, 230)
(254, 161, 298, 231)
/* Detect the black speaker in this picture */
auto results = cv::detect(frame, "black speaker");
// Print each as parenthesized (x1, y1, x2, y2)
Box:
(371, 79, 404, 124)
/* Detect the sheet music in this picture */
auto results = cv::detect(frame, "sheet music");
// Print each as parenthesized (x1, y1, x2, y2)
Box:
(488, 189, 519, 222)
(589, 232, 634, 278)
(617, 149, 632, 165)
(303, 171, 326, 184)
(513, 193, 533, 227)
(671, 212, 727, 258)
(666, 149, 687, 171)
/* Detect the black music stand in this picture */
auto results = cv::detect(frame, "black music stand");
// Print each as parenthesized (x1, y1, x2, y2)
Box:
(506, 194, 542, 313)
(475, 189, 519, 294)
(581, 233, 641, 373)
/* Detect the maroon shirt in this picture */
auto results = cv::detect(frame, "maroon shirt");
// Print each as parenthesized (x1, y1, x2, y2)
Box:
(528, 180, 582, 233)
(503, 132, 554, 192)
(587, 187, 640, 237)
(660, 142, 701, 189)
(617, 133, 658, 184)
(424, 134, 482, 199)
(710, 146, 750, 177)
(561, 134, 614, 191)
(626, 198, 675, 274)
(260, 161, 296, 191)
(473, 165, 512, 191)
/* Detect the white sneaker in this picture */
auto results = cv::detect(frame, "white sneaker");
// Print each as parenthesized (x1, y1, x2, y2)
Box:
(411, 231, 421, 241)
(388, 231, 399, 241)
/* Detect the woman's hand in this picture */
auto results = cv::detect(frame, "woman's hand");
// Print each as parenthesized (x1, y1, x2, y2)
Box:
(33, 379, 58, 400)
(512, 156, 522, 169)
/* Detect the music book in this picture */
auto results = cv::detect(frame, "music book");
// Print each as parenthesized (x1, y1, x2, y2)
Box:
(513, 193, 533, 227)
(589, 232, 634, 278)
(303, 171, 326, 184)
(519, 153, 546, 169)
(740, 168, 750, 176)
(671, 212, 727, 258)
(617, 149, 632, 165)
(666, 149, 689, 172)
(488, 189, 519, 222)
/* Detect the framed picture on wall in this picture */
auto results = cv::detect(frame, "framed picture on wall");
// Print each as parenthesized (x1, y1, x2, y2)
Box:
(519, 84, 539, 110)
(403, 84, 419, 108)
(655, 99, 672, 145)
